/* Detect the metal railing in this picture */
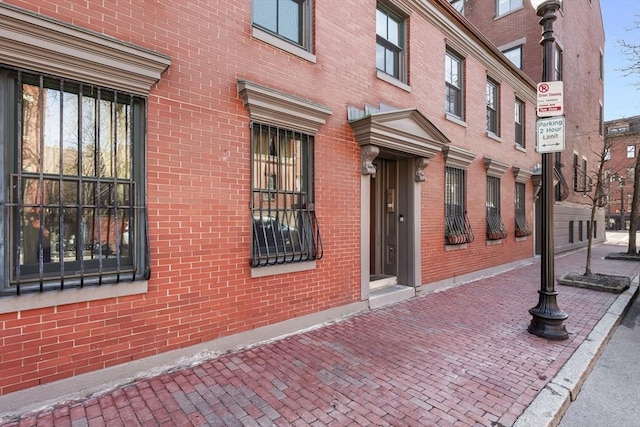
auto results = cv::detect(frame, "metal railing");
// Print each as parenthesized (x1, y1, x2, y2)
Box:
(486, 210, 508, 240)
(445, 211, 474, 245)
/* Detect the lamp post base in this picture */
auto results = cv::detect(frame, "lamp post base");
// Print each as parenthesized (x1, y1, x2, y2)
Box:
(528, 290, 569, 340)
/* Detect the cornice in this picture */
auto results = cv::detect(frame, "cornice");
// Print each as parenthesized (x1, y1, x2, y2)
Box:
(0, 3, 171, 96)
(237, 79, 332, 135)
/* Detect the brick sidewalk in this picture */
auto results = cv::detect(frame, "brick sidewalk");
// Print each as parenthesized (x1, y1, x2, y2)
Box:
(3, 243, 640, 427)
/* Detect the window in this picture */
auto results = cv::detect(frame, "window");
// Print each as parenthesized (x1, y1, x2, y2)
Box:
(486, 176, 507, 240)
(579, 220, 583, 241)
(376, 3, 406, 82)
(573, 154, 579, 191)
(251, 123, 322, 267)
(554, 152, 565, 202)
(569, 221, 574, 243)
(554, 45, 563, 80)
(252, 0, 312, 50)
(515, 182, 531, 237)
(599, 51, 604, 81)
(445, 167, 473, 244)
(627, 145, 635, 158)
(497, 0, 523, 16)
(445, 50, 463, 119)
(599, 104, 603, 136)
(486, 79, 499, 135)
(238, 79, 331, 272)
(450, 0, 464, 13)
(503, 46, 522, 69)
(582, 158, 588, 192)
(515, 98, 524, 147)
(1, 68, 148, 294)
(609, 125, 629, 134)
(604, 148, 611, 161)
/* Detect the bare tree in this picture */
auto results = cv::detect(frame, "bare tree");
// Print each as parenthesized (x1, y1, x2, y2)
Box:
(617, 16, 640, 253)
(618, 15, 640, 90)
(583, 137, 612, 276)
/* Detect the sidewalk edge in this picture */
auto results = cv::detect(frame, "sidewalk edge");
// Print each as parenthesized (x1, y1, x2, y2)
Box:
(513, 275, 639, 427)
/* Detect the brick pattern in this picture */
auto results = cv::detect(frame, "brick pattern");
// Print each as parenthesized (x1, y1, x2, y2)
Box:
(1, 0, 541, 396)
(3, 243, 638, 426)
(463, 1, 606, 209)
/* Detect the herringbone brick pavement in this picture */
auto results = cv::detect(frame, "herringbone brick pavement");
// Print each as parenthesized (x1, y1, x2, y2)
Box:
(3, 241, 640, 427)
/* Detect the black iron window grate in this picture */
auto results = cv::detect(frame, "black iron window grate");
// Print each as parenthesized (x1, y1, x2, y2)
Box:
(1, 67, 148, 295)
(445, 167, 473, 244)
(515, 183, 532, 237)
(486, 176, 507, 240)
(250, 123, 322, 267)
(555, 156, 569, 201)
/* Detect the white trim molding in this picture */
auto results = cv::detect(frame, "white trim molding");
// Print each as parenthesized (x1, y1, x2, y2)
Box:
(237, 79, 332, 135)
(0, 3, 171, 96)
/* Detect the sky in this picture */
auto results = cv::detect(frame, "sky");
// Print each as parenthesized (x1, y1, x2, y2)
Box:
(601, 0, 640, 120)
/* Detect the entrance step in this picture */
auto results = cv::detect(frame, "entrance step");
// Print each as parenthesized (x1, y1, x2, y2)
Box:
(369, 275, 398, 290)
(369, 284, 415, 309)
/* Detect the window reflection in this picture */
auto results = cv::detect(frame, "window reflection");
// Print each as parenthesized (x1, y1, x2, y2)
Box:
(16, 76, 135, 275)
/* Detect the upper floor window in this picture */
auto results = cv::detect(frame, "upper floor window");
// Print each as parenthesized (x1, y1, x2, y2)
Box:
(503, 46, 522, 69)
(450, 0, 464, 13)
(252, 0, 312, 50)
(486, 79, 499, 135)
(445, 50, 464, 119)
(497, 0, 523, 16)
(627, 167, 635, 183)
(515, 98, 524, 147)
(1, 68, 149, 295)
(599, 52, 604, 81)
(376, 3, 406, 82)
(251, 123, 322, 267)
(599, 104, 604, 136)
(554, 45, 563, 80)
(627, 145, 636, 158)
(609, 125, 629, 134)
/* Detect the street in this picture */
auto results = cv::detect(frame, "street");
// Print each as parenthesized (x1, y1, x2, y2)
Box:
(559, 231, 640, 427)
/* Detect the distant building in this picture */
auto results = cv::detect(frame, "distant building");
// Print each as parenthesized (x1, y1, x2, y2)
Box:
(604, 116, 640, 230)
(457, 0, 607, 253)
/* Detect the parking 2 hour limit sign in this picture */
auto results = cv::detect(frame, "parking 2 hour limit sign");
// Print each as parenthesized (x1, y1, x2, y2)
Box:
(536, 116, 565, 153)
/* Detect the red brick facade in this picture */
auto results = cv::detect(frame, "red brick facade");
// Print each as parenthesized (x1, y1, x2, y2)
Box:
(1, 0, 542, 407)
(462, 0, 607, 252)
(604, 116, 640, 230)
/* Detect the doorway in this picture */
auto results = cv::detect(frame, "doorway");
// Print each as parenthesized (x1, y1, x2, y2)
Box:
(369, 158, 410, 288)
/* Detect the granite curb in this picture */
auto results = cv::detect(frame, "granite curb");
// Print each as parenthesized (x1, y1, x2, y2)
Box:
(513, 275, 640, 427)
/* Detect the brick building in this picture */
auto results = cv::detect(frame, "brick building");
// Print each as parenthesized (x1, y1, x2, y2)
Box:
(457, 0, 607, 253)
(1, 0, 542, 414)
(604, 115, 640, 230)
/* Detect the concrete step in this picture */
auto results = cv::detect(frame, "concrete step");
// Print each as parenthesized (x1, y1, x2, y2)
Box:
(369, 275, 398, 290)
(369, 284, 415, 309)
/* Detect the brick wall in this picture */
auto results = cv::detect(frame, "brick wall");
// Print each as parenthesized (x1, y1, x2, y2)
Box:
(0, 0, 539, 396)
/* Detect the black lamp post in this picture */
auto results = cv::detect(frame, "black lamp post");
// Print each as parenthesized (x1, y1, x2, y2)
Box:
(527, 0, 569, 340)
